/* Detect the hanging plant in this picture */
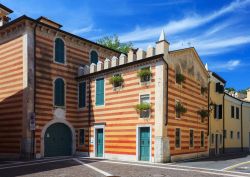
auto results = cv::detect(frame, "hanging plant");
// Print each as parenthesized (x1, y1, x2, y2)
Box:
(197, 109, 209, 118)
(109, 75, 124, 87)
(176, 73, 186, 84)
(175, 102, 187, 115)
(201, 87, 208, 94)
(137, 68, 152, 82)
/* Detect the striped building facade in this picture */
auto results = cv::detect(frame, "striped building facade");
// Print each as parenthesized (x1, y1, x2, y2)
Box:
(2, 4, 249, 163)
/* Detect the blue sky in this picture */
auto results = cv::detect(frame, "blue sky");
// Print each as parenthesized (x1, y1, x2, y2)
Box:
(2, 0, 250, 90)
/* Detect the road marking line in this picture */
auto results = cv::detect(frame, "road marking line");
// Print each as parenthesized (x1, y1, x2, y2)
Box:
(222, 161, 250, 171)
(0, 158, 72, 170)
(73, 158, 115, 177)
(99, 160, 248, 177)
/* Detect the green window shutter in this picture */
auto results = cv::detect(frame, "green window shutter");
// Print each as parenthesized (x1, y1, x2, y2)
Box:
(54, 78, 65, 107)
(78, 82, 86, 108)
(96, 78, 104, 106)
(79, 129, 85, 145)
(55, 38, 65, 63)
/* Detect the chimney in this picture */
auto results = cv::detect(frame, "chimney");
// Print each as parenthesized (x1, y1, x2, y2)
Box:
(245, 89, 250, 101)
(37, 16, 62, 29)
(0, 4, 13, 27)
(156, 29, 169, 59)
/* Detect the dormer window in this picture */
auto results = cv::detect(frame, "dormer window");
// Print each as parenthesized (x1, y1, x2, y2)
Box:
(90, 50, 98, 64)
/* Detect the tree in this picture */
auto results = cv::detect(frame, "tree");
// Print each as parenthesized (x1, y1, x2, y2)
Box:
(97, 35, 133, 54)
(225, 87, 235, 92)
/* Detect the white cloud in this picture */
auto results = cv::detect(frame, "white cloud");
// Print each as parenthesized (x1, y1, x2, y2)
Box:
(209, 60, 241, 72)
(71, 25, 102, 35)
(170, 35, 250, 55)
(119, 0, 250, 43)
(72, 25, 93, 34)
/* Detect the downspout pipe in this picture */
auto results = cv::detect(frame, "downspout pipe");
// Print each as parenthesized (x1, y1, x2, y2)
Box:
(222, 93, 225, 154)
(207, 80, 210, 136)
(165, 61, 169, 126)
(88, 78, 91, 156)
(32, 22, 38, 159)
(241, 102, 243, 152)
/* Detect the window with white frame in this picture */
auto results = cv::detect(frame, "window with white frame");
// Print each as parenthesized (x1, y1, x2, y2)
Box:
(139, 94, 150, 118)
(139, 66, 151, 83)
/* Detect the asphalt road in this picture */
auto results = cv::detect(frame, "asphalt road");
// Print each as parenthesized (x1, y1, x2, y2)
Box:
(0, 156, 249, 177)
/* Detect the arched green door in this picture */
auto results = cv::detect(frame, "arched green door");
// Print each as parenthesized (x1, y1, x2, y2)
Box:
(44, 123, 72, 157)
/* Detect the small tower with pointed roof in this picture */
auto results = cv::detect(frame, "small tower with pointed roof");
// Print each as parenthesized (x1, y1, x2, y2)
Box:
(156, 29, 169, 60)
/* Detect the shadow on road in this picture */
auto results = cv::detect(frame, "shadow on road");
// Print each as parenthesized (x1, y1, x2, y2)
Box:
(0, 157, 105, 177)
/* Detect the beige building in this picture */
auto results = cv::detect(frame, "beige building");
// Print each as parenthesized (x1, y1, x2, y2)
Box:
(209, 72, 250, 155)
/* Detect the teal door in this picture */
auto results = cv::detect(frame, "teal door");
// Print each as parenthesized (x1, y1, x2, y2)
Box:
(96, 129, 104, 157)
(44, 123, 72, 157)
(139, 127, 150, 161)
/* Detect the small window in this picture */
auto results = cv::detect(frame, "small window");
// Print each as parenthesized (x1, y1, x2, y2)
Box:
(175, 128, 181, 148)
(220, 134, 223, 144)
(54, 78, 65, 107)
(139, 67, 151, 83)
(79, 129, 85, 145)
(201, 131, 204, 147)
(78, 82, 86, 108)
(190, 130, 194, 148)
(96, 78, 104, 106)
(230, 131, 233, 139)
(139, 94, 150, 118)
(90, 50, 98, 64)
(223, 130, 227, 139)
(237, 131, 240, 139)
(54, 38, 65, 64)
(236, 107, 239, 119)
(211, 133, 214, 144)
(231, 106, 235, 118)
(176, 100, 181, 119)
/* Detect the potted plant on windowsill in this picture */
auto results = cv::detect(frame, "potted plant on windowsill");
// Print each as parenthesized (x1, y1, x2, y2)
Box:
(176, 73, 186, 84)
(135, 103, 151, 118)
(109, 75, 124, 88)
(197, 109, 209, 118)
(201, 87, 208, 95)
(175, 102, 187, 116)
(137, 68, 152, 83)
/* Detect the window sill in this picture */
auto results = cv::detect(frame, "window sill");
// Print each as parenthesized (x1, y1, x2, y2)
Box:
(53, 60, 67, 66)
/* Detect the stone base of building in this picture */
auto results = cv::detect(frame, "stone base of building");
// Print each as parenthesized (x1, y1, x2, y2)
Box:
(0, 153, 21, 160)
(171, 151, 209, 162)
